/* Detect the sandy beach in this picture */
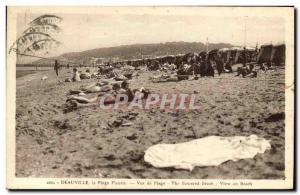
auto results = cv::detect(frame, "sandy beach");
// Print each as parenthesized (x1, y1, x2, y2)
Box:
(15, 66, 285, 179)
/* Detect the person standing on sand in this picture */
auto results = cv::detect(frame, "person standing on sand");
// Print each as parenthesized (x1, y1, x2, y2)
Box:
(242, 47, 247, 67)
(54, 60, 60, 76)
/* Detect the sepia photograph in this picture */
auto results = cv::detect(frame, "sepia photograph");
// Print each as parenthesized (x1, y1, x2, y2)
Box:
(6, 6, 294, 189)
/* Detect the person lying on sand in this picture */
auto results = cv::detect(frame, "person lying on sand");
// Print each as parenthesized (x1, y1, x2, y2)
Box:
(150, 73, 179, 82)
(69, 84, 111, 95)
(68, 79, 123, 95)
(69, 80, 110, 95)
(67, 80, 133, 102)
(80, 69, 91, 79)
(105, 69, 131, 81)
(244, 71, 257, 78)
(235, 64, 257, 78)
(65, 80, 150, 111)
(259, 62, 277, 72)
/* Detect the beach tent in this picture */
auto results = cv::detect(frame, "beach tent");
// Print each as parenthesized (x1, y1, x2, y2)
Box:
(224, 51, 231, 63)
(218, 49, 229, 63)
(208, 49, 219, 54)
(182, 52, 199, 63)
(223, 47, 242, 64)
(227, 50, 239, 64)
(246, 47, 259, 62)
(270, 44, 285, 65)
(131, 59, 144, 67)
(173, 55, 184, 67)
(206, 49, 218, 61)
(228, 47, 242, 63)
(230, 46, 243, 51)
(257, 44, 273, 64)
(198, 51, 207, 59)
(245, 46, 256, 51)
(234, 50, 241, 63)
(219, 48, 229, 51)
(160, 55, 176, 64)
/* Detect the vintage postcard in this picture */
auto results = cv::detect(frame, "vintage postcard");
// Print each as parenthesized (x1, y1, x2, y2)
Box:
(6, 6, 294, 189)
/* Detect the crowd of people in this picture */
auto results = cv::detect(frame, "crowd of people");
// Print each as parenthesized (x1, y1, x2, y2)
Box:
(53, 45, 283, 83)
(51, 47, 283, 112)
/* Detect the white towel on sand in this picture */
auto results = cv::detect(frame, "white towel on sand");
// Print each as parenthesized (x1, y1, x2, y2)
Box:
(144, 135, 271, 171)
(41, 75, 48, 80)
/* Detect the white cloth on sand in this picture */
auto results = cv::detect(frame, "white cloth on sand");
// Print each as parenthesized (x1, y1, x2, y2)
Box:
(144, 135, 271, 171)
(41, 75, 48, 80)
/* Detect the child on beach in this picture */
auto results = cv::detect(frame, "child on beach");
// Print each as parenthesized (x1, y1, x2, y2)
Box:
(54, 60, 60, 76)
(72, 68, 81, 82)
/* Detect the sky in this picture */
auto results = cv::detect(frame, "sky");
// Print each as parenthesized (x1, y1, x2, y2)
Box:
(15, 7, 286, 60)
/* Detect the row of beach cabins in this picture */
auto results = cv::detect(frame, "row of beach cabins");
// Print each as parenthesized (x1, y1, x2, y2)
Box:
(18, 44, 285, 69)
(105, 44, 285, 69)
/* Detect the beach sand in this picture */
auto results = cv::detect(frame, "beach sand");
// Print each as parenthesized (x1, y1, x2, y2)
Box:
(15, 66, 285, 179)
